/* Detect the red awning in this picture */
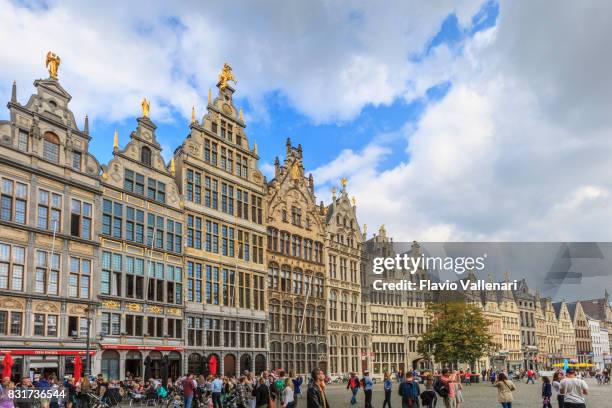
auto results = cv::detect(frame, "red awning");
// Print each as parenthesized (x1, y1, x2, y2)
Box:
(0, 349, 96, 356)
(100, 345, 184, 351)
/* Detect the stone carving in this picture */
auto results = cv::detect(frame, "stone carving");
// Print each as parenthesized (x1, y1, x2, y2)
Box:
(102, 300, 120, 309)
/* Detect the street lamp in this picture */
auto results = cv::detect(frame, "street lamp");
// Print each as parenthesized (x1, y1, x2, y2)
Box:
(84, 305, 95, 377)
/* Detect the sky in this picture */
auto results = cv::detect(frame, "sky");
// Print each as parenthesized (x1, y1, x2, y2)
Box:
(1, 0, 612, 243)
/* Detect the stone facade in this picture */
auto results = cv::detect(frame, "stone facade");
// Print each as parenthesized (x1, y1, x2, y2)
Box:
(553, 301, 578, 362)
(324, 182, 369, 375)
(96, 112, 185, 380)
(266, 139, 327, 374)
(513, 280, 538, 370)
(0, 76, 102, 379)
(568, 302, 593, 364)
(497, 285, 522, 371)
(173, 82, 268, 377)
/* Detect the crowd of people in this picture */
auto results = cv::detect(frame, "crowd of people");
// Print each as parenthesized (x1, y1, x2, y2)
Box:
(0, 365, 603, 408)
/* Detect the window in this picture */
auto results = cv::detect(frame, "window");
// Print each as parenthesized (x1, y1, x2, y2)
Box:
(251, 195, 262, 224)
(254, 322, 266, 348)
(1, 178, 27, 224)
(223, 320, 236, 347)
(205, 318, 220, 347)
(141, 146, 152, 166)
(72, 151, 82, 171)
(38, 189, 61, 231)
(205, 265, 219, 305)
(124, 169, 146, 196)
(147, 261, 165, 303)
(252, 234, 263, 264)
(0, 310, 22, 335)
(42, 132, 60, 163)
(0, 243, 25, 291)
(166, 219, 182, 253)
(125, 314, 144, 336)
(187, 317, 203, 346)
(221, 183, 234, 215)
(167, 318, 183, 338)
(238, 230, 249, 261)
(186, 169, 202, 204)
(147, 179, 166, 203)
(69, 257, 91, 298)
(187, 215, 202, 249)
(35, 250, 59, 295)
(17, 130, 28, 152)
(221, 268, 235, 306)
(124, 255, 145, 299)
(166, 265, 183, 305)
(101, 252, 123, 297)
(101, 312, 121, 336)
(102, 199, 122, 238)
(68, 316, 88, 337)
(240, 321, 252, 348)
(221, 225, 235, 257)
(238, 271, 251, 309)
(205, 220, 219, 253)
(236, 154, 248, 179)
(70, 199, 92, 239)
(187, 261, 202, 303)
(34, 313, 58, 336)
(126, 207, 144, 243)
(204, 176, 218, 209)
(237, 189, 249, 220)
(253, 275, 265, 311)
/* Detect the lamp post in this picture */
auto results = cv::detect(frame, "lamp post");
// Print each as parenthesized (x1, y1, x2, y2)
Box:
(84, 305, 94, 376)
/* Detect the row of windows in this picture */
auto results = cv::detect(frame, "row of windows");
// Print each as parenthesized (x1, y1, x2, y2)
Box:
(266, 228, 324, 263)
(328, 255, 359, 282)
(185, 168, 262, 223)
(1, 177, 93, 239)
(269, 342, 325, 375)
(0, 242, 91, 297)
(101, 312, 182, 338)
(328, 291, 362, 324)
(202, 134, 249, 180)
(186, 215, 264, 262)
(267, 263, 325, 298)
(186, 261, 265, 310)
(187, 317, 266, 349)
(102, 199, 183, 253)
(19, 131, 83, 171)
(0, 312, 103, 338)
(269, 301, 325, 335)
(124, 169, 166, 204)
(100, 251, 183, 305)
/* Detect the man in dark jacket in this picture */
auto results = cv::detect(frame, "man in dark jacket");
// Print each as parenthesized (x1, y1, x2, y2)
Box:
(347, 372, 360, 405)
(399, 373, 421, 408)
(307, 368, 329, 408)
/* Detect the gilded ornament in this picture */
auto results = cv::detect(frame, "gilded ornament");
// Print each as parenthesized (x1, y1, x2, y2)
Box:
(141, 98, 150, 117)
(218, 62, 237, 90)
(290, 161, 301, 180)
(46, 51, 61, 79)
(341, 177, 347, 187)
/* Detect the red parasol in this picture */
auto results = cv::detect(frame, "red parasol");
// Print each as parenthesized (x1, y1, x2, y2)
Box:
(209, 355, 218, 376)
(1, 352, 13, 379)
(73, 354, 82, 380)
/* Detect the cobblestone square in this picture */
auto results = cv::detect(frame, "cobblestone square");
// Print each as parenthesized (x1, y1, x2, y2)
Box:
(298, 380, 611, 407)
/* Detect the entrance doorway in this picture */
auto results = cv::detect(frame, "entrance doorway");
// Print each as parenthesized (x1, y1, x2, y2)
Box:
(125, 351, 142, 379)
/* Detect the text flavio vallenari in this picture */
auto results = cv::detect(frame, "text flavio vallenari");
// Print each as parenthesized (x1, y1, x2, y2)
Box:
(372, 279, 519, 291)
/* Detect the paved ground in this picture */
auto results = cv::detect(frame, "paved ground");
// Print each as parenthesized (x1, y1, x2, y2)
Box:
(291, 379, 611, 407)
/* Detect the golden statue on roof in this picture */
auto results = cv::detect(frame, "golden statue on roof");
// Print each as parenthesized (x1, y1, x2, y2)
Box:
(218, 63, 237, 90)
(141, 98, 150, 117)
(46, 51, 61, 79)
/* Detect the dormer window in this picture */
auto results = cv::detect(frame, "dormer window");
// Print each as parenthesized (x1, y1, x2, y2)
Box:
(141, 146, 152, 166)
(42, 132, 60, 163)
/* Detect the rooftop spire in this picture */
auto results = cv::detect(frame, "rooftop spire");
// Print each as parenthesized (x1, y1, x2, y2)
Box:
(191, 106, 196, 124)
(11, 81, 16, 103)
(84, 114, 89, 134)
(113, 129, 119, 152)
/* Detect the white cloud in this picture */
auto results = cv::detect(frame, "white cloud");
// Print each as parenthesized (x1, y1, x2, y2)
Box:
(0, 0, 484, 127)
(312, 1, 612, 242)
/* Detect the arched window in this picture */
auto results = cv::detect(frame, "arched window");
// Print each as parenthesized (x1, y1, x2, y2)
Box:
(270, 342, 282, 372)
(283, 342, 294, 371)
(294, 302, 304, 333)
(43, 132, 60, 163)
(281, 265, 291, 292)
(268, 263, 279, 290)
(141, 146, 152, 166)
(292, 268, 303, 295)
(269, 299, 280, 333)
(296, 343, 306, 374)
(340, 336, 349, 372)
(341, 293, 348, 322)
(330, 335, 338, 374)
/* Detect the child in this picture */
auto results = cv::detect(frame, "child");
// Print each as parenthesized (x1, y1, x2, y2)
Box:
(420, 378, 437, 408)
(541, 376, 552, 408)
(172, 395, 182, 408)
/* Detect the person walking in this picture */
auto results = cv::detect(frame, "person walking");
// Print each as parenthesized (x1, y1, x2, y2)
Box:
(382, 373, 392, 408)
(542, 376, 553, 408)
(362, 371, 373, 408)
(526, 369, 536, 384)
(289, 371, 302, 403)
(255, 377, 271, 408)
(282, 378, 294, 408)
(306, 368, 328, 408)
(552, 371, 564, 408)
(436, 369, 455, 408)
(182, 373, 197, 408)
(560, 368, 588, 408)
(420, 378, 437, 408)
(493, 372, 515, 408)
(211, 374, 223, 408)
(347, 373, 360, 406)
(399, 372, 420, 408)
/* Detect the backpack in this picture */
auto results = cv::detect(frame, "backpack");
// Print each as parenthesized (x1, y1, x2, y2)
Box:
(433, 379, 449, 398)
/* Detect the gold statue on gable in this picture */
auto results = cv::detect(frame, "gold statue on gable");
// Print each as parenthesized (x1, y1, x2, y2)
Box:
(218, 63, 237, 90)
(141, 98, 150, 117)
(290, 161, 301, 180)
(46, 51, 61, 79)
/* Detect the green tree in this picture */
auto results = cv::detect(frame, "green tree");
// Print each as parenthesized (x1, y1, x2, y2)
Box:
(418, 301, 499, 367)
